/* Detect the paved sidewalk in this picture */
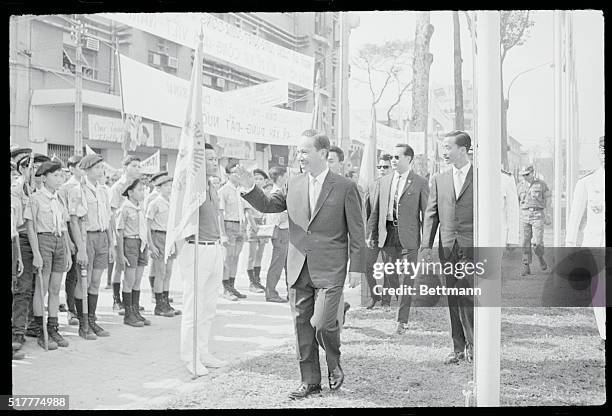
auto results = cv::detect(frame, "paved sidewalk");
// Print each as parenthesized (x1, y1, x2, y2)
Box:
(11, 243, 303, 409)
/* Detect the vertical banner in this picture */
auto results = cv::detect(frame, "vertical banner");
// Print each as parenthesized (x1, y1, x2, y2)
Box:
(139, 150, 161, 174)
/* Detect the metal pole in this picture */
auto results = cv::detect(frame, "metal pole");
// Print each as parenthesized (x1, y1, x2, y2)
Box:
(553, 11, 563, 246)
(114, 38, 128, 157)
(474, 10, 502, 407)
(192, 212, 199, 379)
(74, 18, 84, 156)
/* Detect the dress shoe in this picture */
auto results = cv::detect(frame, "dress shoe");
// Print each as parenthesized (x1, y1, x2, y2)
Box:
(288, 383, 322, 400)
(538, 256, 548, 271)
(465, 343, 474, 363)
(520, 264, 531, 276)
(200, 354, 228, 368)
(222, 289, 238, 301)
(186, 361, 209, 376)
(366, 298, 379, 309)
(444, 351, 465, 364)
(328, 362, 344, 390)
(395, 322, 408, 335)
(266, 295, 288, 303)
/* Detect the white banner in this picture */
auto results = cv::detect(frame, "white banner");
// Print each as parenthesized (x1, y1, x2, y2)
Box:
(101, 13, 314, 90)
(88, 114, 154, 147)
(216, 137, 255, 160)
(140, 150, 161, 174)
(225, 79, 288, 106)
(350, 110, 406, 154)
(119, 55, 311, 146)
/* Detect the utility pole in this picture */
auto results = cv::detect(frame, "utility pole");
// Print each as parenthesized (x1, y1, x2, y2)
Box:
(71, 16, 87, 156)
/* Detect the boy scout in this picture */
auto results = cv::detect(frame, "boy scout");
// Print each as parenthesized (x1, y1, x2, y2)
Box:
(26, 161, 73, 350)
(146, 174, 180, 317)
(76, 154, 114, 339)
(110, 155, 142, 314)
(58, 155, 85, 326)
(116, 178, 151, 327)
(11, 161, 26, 359)
(12, 153, 50, 342)
(517, 165, 551, 275)
(144, 171, 168, 301)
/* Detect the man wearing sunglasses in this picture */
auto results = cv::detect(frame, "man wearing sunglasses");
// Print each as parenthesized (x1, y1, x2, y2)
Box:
(363, 154, 393, 309)
(367, 145, 429, 333)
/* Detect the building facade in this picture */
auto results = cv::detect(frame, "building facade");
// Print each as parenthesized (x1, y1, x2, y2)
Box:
(9, 12, 351, 173)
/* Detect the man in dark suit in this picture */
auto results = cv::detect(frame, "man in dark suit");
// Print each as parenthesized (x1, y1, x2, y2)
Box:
(421, 130, 474, 364)
(363, 154, 393, 309)
(368, 144, 429, 334)
(234, 130, 365, 399)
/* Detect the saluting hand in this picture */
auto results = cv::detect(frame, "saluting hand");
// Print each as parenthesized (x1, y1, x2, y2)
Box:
(232, 165, 255, 189)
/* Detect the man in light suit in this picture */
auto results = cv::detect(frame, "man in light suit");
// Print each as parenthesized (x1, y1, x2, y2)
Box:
(234, 130, 365, 399)
(368, 144, 429, 334)
(421, 130, 474, 364)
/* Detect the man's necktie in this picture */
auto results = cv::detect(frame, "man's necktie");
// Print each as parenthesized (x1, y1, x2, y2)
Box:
(392, 175, 402, 222)
(455, 169, 463, 199)
(309, 178, 318, 219)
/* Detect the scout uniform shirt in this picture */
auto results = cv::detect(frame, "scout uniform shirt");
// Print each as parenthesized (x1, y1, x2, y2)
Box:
(110, 175, 131, 211)
(60, 175, 88, 220)
(24, 187, 69, 235)
(146, 194, 169, 232)
(81, 177, 112, 232)
(11, 176, 32, 236)
(11, 192, 23, 239)
(143, 188, 159, 217)
(218, 181, 245, 223)
(116, 199, 148, 251)
(517, 178, 550, 211)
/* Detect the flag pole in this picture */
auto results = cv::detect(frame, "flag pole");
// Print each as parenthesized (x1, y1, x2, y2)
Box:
(115, 38, 128, 158)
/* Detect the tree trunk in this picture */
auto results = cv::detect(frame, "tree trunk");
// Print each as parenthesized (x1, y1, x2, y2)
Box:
(452, 11, 465, 130)
(409, 11, 434, 176)
(500, 57, 509, 169)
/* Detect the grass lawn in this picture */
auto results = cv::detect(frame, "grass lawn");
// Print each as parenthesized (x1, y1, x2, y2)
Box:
(161, 305, 605, 408)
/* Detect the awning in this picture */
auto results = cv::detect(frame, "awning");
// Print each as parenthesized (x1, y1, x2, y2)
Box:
(31, 89, 122, 112)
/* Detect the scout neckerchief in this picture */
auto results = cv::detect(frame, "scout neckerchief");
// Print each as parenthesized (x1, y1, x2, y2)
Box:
(40, 186, 64, 236)
(84, 176, 110, 231)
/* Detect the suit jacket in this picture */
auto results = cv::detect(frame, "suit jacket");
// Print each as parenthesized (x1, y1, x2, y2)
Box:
(242, 170, 365, 288)
(421, 165, 474, 257)
(367, 170, 429, 250)
(363, 180, 379, 221)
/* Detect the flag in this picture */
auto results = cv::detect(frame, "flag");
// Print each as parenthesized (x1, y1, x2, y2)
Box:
(85, 145, 96, 155)
(164, 30, 207, 262)
(85, 144, 117, 175)
(358, 105, 377, 191)
(139, 150, 161, 174)
(311, 68, 322, 131)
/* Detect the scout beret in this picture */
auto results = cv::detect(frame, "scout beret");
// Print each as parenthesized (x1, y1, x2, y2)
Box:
(122, 155, 141, 166)
(10, 147, 32, 159)
(35, 161, 62, 177)
(519, 165, 534, 175)
(19, 153, 51, 168)
(79, 154, 104, 170)
(156, 175, 173, 186)
(122, 178, 142, 197)
(67, 155, 83, 168)
(150, 171, 169, 185)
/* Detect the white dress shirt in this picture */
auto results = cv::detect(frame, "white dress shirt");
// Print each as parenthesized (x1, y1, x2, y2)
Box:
(387, 169, 410, 220)
(309, 167, 329, 217)
(452, 161, 471, 199)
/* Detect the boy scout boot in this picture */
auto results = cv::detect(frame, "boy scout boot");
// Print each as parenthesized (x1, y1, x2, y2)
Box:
(248, 269, 264, 293)
(132, 290, 151, 326)
(35, 316, 58, 350)
(253, 266, 266, 292)
(87, 293, 110, 337)
(75, 298, 97, 340)
(47, 316, 69, 347)
(163, 291, 181, 315)
(155, 293, 174, 317)
(222, 280, 238, 301)
(122, 292, 144, 327)
(229, 278, 247, 299)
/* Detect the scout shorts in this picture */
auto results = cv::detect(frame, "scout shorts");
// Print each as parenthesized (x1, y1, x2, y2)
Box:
(37, 233, 66, 274)
(86, 230, 109, 270)
(124, 238, 148, 268)
(150, 230, 176, 277)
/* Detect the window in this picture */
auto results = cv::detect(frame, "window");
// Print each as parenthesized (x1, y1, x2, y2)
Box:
(62, 46, 97, 80)
(148, 51, 162, 66)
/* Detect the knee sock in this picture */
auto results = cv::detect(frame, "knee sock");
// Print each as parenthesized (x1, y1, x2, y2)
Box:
(113, 283, 121, 300)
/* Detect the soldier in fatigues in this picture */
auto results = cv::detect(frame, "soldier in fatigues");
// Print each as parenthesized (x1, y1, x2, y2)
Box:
(565, 136, 606, 345)
(517, 165, 551, 275)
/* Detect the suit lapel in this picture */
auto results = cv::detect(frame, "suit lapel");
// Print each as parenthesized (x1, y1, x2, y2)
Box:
(443, 169, 456, 201)
(399, 170, 416, 199)
(309, 171, 335, 226)
(457, 165, 473, 201)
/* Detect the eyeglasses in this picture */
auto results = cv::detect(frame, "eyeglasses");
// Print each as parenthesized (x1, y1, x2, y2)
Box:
(391, 155, 401, 160)
(377, 165, 390, 169)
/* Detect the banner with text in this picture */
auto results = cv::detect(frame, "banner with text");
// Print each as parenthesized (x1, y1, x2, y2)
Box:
(140, 150, 161, 174)
(225, 79, 288, 106)
(119, 55, 311, 146)
(350, 110, 406, 154)
(102, 13, 314, 90)
(88, 114, 154, 147)
(216, 137, 256, 160)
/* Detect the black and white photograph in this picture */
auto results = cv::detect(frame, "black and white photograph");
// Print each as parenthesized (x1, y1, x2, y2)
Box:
(7, 6, 606, 410)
